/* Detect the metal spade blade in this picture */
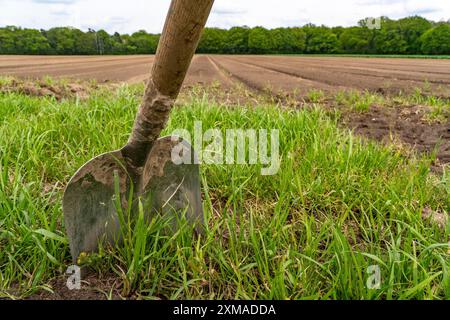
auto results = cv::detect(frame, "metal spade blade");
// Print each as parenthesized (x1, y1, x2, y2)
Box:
(63, 137, 202, 261)
(140, 137, 203, 230)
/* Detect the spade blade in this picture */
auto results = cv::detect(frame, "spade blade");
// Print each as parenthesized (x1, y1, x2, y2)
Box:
(63, 136, 202, 262)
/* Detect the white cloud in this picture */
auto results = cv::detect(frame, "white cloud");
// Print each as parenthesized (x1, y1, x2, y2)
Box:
(0, 0, 449, 33)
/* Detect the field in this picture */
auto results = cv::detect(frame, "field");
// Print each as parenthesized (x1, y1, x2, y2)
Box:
(1, 55, 449, 165)
(0, 55, 449, 300)
(1, 55, 450, 97)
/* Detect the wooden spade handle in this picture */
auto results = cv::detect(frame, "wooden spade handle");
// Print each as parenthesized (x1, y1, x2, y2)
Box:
(123, 0, 214, 168)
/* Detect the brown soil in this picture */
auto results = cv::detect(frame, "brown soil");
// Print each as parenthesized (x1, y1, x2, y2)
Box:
(0, 78, 95, 100)
(27, 271, 123, 300)
(1, 55, 448, 166)
(226, 55, 450, 98)
(340, 105, 449, 170)
(2, 55, 449, 97)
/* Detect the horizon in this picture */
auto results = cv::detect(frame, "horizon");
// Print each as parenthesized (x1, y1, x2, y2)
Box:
(0, 0, 449, 34)
(1, 15, 449, 35)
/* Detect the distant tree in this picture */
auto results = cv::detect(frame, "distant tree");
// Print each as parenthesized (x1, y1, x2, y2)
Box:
(109, 32, 126, 54)
(198, 28, 227, 53)
(396, 16, 433, 54)
(420, 24, 450, 54)
(75, 29, 97, 55)
(13, 28, 49, 54)
(0, 16, 446, 55)
(95, 30, 113, 54)
(303, 25, 339, 53)
(226, 27, 249, 54)
(129, 30, 159, 54)
(331, 26, 345, 39)
(45, 27, 83, 54)
(269, 27, 306, 53)
(0, 27, 50, 54)
(120, 34, 138, 54)
(290, 28, 307, 53)
(339, 27, 372, 53)
(248, 27, 272, 53)
(0, 26, 20, 54)
(373, 18, 408, 54)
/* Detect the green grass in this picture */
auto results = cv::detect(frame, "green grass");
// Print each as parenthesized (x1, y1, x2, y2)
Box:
(408, 88, 450, 123)
(0, 84, 448, 300)
(335, 89, 385, 112)
(307, 89, 326, 103)
(332, 88, 450, 120)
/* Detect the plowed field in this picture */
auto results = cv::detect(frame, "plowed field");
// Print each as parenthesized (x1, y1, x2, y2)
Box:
(1, 55, 449, 97)
(1, 55, 449, 167)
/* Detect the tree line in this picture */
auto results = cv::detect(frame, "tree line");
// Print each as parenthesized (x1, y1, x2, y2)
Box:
(1, 16, 449, 55)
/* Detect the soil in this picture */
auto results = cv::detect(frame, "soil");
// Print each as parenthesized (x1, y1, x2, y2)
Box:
(225, 55, 450, 98)
(0, 78, 95, 100)
(340, 105, 449, 171)
(27, 271, 123, 300)
(1, 55, 449, 97)
(1, 54, 448, 166)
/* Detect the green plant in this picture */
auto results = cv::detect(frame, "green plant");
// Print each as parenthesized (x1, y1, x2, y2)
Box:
(307, 89, 325, 103)
(0, 84, 448, 300)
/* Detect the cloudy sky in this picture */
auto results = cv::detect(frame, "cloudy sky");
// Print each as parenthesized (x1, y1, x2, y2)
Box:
(0, 0, 449, 34)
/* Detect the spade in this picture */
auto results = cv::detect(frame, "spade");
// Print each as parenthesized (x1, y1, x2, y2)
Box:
(63, 0, 215, 262)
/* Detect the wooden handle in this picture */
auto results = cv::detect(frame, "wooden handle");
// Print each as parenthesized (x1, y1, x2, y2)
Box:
(123, 0, 214, 168)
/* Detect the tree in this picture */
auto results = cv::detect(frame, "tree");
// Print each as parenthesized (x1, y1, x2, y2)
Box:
(46, 27, 81, 54)
(95, 30, 113, 54)
(0, 26, 20, 54)
(109, 32, 128, 54)
(332, 26, 345, 39)
(269, 27, 306, 53)
(420, 24, 450, 54)
(129, 30, 159, 54)
(75, 29, 97, 55)
(16, 29, 50, 54)
(198, 28, 227, 53)
(396, 16, 433, 54)
(339, 27, 371, 53)
(373, 18, 408, 54)
(248, 27, 272, 54)
(303, 25, 338, 53)
(0, 26, 50, 54)
(226, 27, 249, 54)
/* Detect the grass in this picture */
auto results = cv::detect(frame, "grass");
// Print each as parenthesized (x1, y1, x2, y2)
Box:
(333, 88, 450, 121)
(335, 89, 384, 112)
(409, 88, 450, 123)
(307, 89, 326, 104)
(0, 83, 448, 300)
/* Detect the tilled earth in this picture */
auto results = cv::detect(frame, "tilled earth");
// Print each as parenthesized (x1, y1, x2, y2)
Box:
(1, 54, 449, 168)
(1, 55, 449, 96)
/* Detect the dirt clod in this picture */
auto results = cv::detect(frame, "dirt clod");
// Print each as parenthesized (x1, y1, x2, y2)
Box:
(0, 79, 93, 100)
(422, 207, 448, 229)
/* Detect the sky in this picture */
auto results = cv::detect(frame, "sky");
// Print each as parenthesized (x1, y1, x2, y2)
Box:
(0, 0, 449, 34)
